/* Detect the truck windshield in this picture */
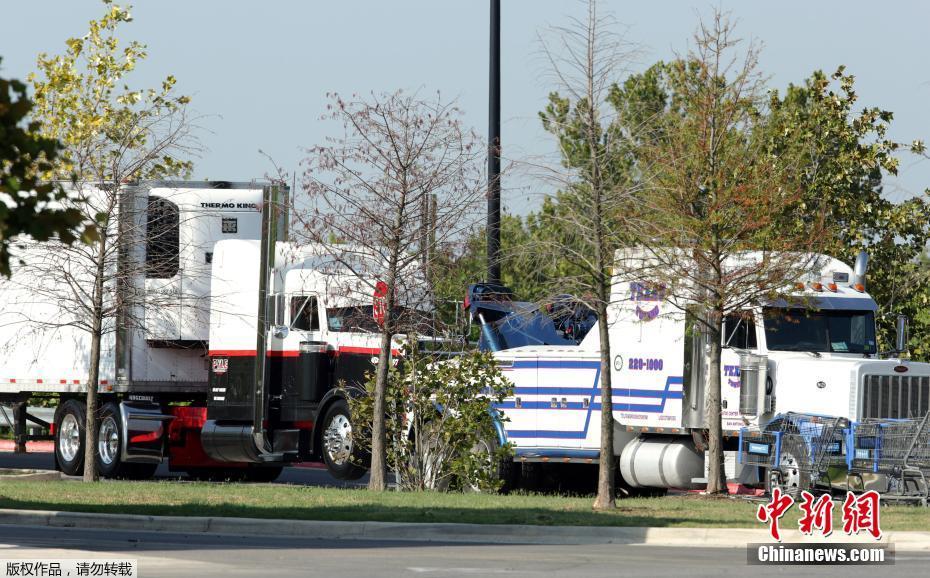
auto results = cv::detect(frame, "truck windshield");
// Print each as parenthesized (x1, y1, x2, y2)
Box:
(326, 306, 435, 335)
(762, 307, 876, 354)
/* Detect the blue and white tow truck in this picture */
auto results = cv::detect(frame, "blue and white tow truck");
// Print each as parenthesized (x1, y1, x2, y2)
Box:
(466, 251, 930, 492)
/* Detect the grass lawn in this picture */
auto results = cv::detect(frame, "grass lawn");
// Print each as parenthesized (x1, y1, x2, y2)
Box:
(1, 479, 928, 530)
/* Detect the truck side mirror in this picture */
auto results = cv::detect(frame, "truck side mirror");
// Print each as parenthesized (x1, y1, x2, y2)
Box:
(896, 314, 909, 354)
(273, 325, 289, 339)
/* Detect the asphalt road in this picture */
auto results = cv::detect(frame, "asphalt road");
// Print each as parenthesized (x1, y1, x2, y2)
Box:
(0, 524, 923, 578)
(0, 450, 369, 487)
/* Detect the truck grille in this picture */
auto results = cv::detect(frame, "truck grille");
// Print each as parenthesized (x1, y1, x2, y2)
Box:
(861, 374, 930, 420)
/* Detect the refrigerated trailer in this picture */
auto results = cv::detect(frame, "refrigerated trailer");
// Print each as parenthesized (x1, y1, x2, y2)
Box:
(0, 181, 388, 481)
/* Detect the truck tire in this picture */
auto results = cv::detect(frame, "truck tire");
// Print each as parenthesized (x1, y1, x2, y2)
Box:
(320, 399, 367, 481)
(95, 402, 127, 478)
(769, 437, 811, 499)
(464, 433, 515, 493)
(54, 399, 86, 476)
(93, 403, 161, 480)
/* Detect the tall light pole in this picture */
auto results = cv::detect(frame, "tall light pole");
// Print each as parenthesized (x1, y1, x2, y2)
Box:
(487, 0, 502, 284)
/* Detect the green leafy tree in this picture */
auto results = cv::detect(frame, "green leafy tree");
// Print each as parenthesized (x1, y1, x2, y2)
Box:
(24, 0, 195, 482)
(765, 68, 930, 357)
(619, 13, 832, 495)
(0, 58, 87, 276)
(432, 213, 548, 304)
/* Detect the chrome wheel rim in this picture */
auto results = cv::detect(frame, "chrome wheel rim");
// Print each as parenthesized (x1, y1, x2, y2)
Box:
(466, 438, 495, 492)
(97, 415, 119, 466)
(324, 414, 353, 466)
(776, 451, 801, 491)
(59, 413, 81, 463)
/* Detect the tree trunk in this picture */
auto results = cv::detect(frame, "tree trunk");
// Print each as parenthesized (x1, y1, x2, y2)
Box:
(368, 326, 393, 491)
(83, 236, 108, 483)
(704, 313, 726, 494)
(592, 300, 615, 510)
(368, 265, 398, 492)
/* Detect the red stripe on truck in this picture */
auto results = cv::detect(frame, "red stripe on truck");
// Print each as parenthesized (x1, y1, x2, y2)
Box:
(208, 349, 300, 358)
(208, 347, 399, 357)
(268, 350, 300, 358)
(208, 349, 257, 357)
(338, 346, 401, 356)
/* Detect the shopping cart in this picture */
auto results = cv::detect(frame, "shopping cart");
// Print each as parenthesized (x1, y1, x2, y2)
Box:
(740, 412, 848, 497)
(846, 412, 930, 504)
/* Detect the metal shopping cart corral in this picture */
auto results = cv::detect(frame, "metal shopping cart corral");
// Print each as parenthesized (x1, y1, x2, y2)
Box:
(844, 412, 930, 505)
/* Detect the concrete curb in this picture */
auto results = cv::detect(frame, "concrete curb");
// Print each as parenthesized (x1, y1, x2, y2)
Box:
(0, 469, 61, 482)
(0, 508, 927, 549)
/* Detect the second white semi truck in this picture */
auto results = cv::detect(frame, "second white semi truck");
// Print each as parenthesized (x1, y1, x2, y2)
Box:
(464, 251, 930, 493)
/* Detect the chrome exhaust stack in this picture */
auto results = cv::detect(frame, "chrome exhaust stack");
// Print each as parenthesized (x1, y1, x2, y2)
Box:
(202, 183, 286, 464)
(851, 250, 869, 289)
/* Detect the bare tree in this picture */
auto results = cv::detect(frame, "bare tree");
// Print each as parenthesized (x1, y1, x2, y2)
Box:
(3, 144, 197, 483)
(533, 0, 642, 510)
(17, 2, 199, 481)
(619, 12, 831, 494)
(298, 90, 486, 491)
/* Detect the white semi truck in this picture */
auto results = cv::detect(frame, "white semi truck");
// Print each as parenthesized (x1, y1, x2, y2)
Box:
(0, 181, 391, 481)
(466, 252, 930, 492)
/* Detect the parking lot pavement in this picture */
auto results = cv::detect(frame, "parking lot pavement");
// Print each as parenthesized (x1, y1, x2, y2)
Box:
(0, 448, 368, 487)
(0, 524, 921, 578)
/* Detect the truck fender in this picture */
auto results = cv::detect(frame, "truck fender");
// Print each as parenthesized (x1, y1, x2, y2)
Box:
(119, 400, 174, 463)
(488, 406, 507, 447)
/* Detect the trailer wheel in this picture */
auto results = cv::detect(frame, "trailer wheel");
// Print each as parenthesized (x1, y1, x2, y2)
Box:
(95, 402, 127, 478)
(54, 399, 86, 476)
(320, 399, 367, 481)
(92, 402, 160, 480)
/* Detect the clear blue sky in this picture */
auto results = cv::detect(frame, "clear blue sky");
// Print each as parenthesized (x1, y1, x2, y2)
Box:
(2, 0, 928, 214)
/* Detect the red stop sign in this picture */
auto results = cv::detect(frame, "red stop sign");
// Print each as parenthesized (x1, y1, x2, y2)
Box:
(372, 281, 389, 326)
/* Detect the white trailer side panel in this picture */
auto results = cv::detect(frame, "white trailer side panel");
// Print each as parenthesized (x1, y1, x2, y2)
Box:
(0, 182, 270, 395)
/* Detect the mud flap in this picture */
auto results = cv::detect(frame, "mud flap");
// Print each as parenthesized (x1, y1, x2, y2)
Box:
(120, 401, 173, 463)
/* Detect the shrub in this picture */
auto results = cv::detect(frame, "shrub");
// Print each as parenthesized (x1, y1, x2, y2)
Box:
(350, 346, 513, 491)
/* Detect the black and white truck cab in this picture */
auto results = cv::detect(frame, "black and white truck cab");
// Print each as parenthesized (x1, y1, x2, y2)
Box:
(0, 181, 400, 481)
